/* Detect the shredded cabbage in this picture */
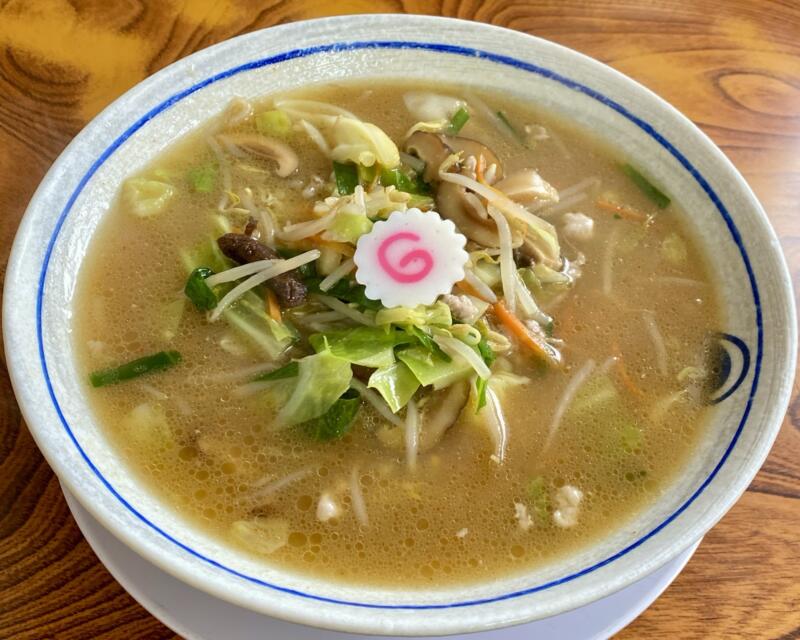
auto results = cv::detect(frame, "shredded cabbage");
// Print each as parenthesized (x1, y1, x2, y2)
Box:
(330, 117, 400, 168)
(276, 349, 353, 427)
(309, 326, 409, 369)
(375, 302, 452, 328)
(230, 518, 289, 555)
(661, 232, 688, 265)
(274, 99, 399, 168)
(323, 208, 373, 244)
(120, 403, 173, 450)
(403, 92, 465, 122)
(222, 292, 296, 360)
(368, 362, 420, 413)
(397, 346, 472, 389)
(123, 178, 175, 218)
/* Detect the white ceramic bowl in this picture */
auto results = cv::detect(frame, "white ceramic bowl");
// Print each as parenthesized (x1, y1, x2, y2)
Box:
(3, 15, 796, 636)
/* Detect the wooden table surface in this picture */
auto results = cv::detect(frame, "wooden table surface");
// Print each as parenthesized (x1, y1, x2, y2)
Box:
(0, 1, 797, 638)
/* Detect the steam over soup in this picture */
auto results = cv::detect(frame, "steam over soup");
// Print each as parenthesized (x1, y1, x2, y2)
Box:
(76, 81, 720, 586)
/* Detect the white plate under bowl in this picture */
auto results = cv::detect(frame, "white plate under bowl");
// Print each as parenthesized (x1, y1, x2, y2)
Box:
(63, 487, 699, 640)
(4, 13, 795, 637)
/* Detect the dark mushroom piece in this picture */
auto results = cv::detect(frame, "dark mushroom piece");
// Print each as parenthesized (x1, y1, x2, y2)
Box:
(217, 233, 307, 308)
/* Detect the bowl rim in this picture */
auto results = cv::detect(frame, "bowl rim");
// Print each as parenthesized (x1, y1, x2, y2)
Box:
(4, 13, 796, 635)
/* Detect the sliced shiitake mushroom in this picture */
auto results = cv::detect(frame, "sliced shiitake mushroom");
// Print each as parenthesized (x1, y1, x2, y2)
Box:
(404, 132, 511, 247)
(217, 133, 299, 177)
(437, 181, 503, 247)
(404, 131, 450, 183)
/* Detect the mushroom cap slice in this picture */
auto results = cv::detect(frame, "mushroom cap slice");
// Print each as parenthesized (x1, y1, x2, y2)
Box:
(437, 181, 503, 247)
(403, 131, 505, 184)
(404, 131, 451, 183)
(217, 133, 299, 177)
(443, 136, 504, 183)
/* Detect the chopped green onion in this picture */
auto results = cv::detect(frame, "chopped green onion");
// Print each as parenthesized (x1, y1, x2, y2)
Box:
(527, 476, 550, 519)
(496, 110, 528, 147)
(184, 267, 217, 310)
(255, 109, 292, 137)
(448, 106, 470, 134)
(474, 337, 495, 412)
(302, 389, 361, 441)
(187, 164, 216, 193)
(380, 167, 431, 195)
(621, 163, 671, 208)
(90, 351, 182, 388)
(477, 337, 496, 368)
(475, 377, 488, 411)
(253, 361, 299, 382)
(333, 161, 359, 195)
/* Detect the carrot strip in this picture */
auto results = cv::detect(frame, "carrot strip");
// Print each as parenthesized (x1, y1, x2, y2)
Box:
(612, 339, 645, 397)
(492, 301, 558, 365)
(595, 197, 647, 222)
(266, 289, 282, 322)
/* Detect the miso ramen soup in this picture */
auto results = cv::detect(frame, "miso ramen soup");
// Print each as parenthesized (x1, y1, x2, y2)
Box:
(75, 81, 720, 586)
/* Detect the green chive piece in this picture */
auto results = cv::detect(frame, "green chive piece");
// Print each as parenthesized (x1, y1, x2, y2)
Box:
(448, 106, 470, 134)
(496, 110, 528, 147)
(333, 161, 359, 195)
(380, 167, 431, 195)
(184, 267, 217, 311)
(90, 351, 182, 388)
(621, 163, 671, 208)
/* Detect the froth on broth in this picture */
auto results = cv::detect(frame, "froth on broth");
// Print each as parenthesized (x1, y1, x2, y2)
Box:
(75, 81, 720, 586)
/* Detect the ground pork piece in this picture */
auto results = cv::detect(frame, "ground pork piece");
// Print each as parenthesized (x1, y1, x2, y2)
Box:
(441, 293, 480, 324)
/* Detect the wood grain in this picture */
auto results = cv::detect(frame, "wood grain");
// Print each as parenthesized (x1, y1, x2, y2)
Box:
(0, 1, 797, 638)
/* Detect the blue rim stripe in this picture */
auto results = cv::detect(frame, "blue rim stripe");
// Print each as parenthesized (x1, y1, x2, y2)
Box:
(36, 40, 762, 610)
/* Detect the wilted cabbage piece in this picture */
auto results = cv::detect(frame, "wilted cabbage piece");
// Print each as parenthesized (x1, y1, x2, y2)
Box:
(119, 402, 173, 450)
(273, 98, 400, 169)
(403, 91, 465, 122)
(329, 118, 399, 168)
(230, 517, 289, 555)
(123, 178, 175, 218)
(276, 349, 353, 427)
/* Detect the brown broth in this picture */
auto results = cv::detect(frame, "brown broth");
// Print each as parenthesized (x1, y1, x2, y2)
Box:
(74, 81, 719, 586)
